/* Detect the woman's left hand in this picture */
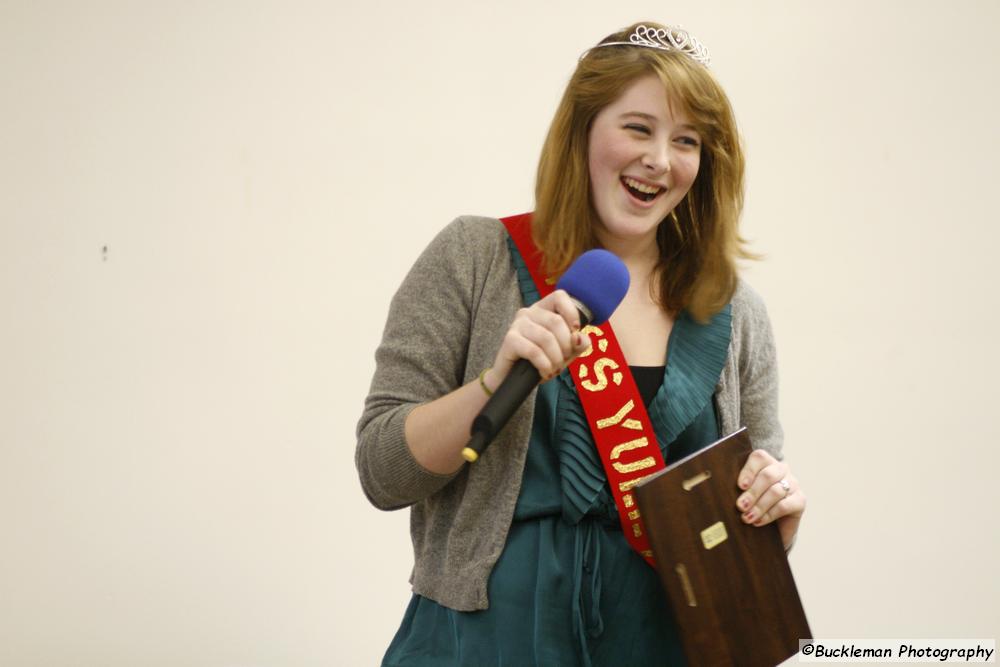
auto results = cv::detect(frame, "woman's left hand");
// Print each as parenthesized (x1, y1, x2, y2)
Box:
(735, 449, 806, 550)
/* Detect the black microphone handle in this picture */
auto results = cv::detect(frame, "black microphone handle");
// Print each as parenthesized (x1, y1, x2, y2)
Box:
(463, 359, 540, 461)
(462, 303, 591, 463)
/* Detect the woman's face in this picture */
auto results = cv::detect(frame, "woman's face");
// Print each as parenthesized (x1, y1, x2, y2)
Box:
(587, 74, 702, 250)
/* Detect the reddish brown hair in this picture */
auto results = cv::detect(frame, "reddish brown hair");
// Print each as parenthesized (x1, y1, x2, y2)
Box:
(533, 22, 756, 322)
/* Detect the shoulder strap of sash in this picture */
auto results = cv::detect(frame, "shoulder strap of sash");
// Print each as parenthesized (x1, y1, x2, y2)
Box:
(500, 213, 665, 567)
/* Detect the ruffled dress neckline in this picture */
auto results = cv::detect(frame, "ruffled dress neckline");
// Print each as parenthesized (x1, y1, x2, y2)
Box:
(508, 236, 732, 524)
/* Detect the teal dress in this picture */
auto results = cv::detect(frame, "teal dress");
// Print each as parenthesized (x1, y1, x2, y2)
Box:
(383, 242, 732, 667)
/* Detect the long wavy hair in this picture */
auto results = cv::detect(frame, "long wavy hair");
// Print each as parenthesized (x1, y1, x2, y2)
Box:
(533, 22, 756, 323)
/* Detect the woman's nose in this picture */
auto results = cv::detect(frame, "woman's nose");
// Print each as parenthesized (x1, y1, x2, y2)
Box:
(642, 142, 671, 174)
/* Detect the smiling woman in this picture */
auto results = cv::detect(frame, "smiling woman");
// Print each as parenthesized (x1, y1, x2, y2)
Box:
(355, 20, 804, 667)
(533, 29, 750, 324)
(586, 75, 702, 258)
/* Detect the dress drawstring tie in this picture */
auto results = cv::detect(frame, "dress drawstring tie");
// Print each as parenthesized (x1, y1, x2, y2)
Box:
(571, 520, 605, 667)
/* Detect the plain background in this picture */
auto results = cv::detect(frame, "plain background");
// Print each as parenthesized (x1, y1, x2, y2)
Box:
(2, 0, 998, 665)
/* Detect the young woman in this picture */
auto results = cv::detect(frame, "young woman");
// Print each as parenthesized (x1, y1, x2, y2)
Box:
(356, 21, 806, 666)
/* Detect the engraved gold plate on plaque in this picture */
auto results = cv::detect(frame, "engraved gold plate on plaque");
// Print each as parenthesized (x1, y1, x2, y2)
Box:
(700, 521, 728, 550)
(682, 470, 712, 491)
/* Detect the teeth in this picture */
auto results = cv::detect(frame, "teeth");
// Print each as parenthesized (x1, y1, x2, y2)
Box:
(623, 177, 662, 195)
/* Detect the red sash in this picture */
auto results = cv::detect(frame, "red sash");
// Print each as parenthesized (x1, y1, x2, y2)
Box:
(501, 213, 664, 567)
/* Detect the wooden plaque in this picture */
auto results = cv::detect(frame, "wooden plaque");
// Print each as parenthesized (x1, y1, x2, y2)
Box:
(634, 428, 811, 667)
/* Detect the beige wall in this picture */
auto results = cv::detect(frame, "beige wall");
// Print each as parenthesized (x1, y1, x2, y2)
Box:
(1, 0, 997, 664)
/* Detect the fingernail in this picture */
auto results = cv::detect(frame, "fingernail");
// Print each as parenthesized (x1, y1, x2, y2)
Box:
(739, 477, 749, 489)
(573, 333, 582, 346)
(743, 510, 756, 522)
(738, 496, 750, 510)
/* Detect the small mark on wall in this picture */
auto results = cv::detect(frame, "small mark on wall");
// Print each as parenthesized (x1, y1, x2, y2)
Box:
(102, 245, 108, 262)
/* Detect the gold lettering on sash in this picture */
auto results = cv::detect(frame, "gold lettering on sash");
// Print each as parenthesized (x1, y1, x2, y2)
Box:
(618, 474, 657, 493)
(628, 509, 641, 520)
(622, 493, 634, 508)
(580, 358, 620, 392)
(597, 401, 630, 429)
(632, 523, 643, 537)
(577, 326, 622, 389)
(641, 550, 653, 558)
(613, 456, 657, 474)
(595, 400, 644, 431)
(610, 437, 648, 459)
(578, 325, 604, 358)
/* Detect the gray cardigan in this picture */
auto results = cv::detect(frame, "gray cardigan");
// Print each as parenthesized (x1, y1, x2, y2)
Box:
(355, 216, 782, 612)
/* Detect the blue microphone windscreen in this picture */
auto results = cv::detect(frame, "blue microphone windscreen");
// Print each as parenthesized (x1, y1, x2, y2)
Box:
(555, 249, 630, 325)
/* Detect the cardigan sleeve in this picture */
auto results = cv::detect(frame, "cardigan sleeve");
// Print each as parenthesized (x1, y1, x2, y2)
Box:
(732, 281, 784, 460)
(355, 219, 479, 510)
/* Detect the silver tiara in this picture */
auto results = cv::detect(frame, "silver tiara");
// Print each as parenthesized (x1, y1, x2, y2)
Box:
(591, 25, 711, 67)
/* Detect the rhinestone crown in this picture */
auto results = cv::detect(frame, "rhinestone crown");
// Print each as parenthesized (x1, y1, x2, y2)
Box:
(591, 25, 710, 67)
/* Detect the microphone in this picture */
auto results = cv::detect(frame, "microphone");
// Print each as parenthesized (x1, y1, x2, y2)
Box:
(461, 249, 630, 463)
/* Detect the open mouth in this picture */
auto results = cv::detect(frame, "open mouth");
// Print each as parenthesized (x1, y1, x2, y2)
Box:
(621, 176, 664, 203)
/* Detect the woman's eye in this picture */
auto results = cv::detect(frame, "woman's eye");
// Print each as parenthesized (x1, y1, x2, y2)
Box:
(624, 124, 651, 135)
(677, 136, 701, 147)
